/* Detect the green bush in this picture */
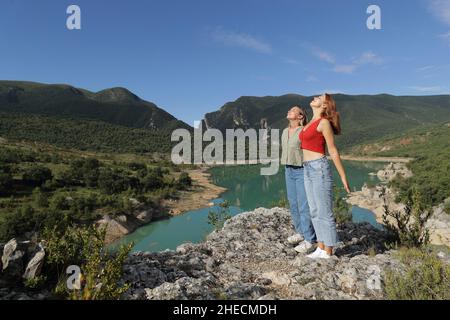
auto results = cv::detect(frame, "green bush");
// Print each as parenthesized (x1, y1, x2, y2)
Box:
(33, 187, 49, 208)
(177, 172, 192, 190)
(0, 172, 13, 196)
(385, 247, 450, 300)
(270, 191, 289, 208)
(208, 201, 232, 230)
(390, 151, 450, 209)
(128, 162, 146, 171)
(333, 186, 352, 224)
(0, 206, 43, 241)
(444, 203, 450, 215)
(98, 168, 137, 195)
(43, 225, 133, 300)
(141, 170, 164, 191)
(22, 165, 53, 187)
(24, 275, 47, 290)
(380, 186, 431, 248)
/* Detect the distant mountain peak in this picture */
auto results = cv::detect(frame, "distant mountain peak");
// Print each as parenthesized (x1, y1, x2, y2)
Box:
(93, 87, 141, 103)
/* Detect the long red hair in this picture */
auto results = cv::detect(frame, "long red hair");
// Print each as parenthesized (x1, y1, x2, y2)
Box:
(322, 93, 341, 135)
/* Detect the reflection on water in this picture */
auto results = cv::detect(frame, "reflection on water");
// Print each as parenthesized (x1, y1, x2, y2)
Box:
(112, 161, 386, 252)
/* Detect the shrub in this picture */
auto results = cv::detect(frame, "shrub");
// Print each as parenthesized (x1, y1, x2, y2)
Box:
(0, 206, 43, 241)
(384, 247, 450, 300)
(50, 193, 71, 211)
(333, 187, 352, 224)
(208, 201, 232, 230)
(270, 192, 289, 208)
(98, 168, 133, 194)
(128, 162, 146, 171)
(444, 202, 450, 215)
(24, 275, 47, 290)
(43, 225, 133, 300)
(177, 172, 192, 190)
(33, 187, 49, 208)
(380, 186, 431, 248)
(141, 170, 164, 191)
(0, 172, 13, 196)
(22, 165, 53, 187)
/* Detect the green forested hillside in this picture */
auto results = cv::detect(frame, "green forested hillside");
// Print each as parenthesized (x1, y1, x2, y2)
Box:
(0, 112, 179, 153)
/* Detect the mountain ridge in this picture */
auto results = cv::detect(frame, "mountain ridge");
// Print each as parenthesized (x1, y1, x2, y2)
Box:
(0, 80, 190, 131)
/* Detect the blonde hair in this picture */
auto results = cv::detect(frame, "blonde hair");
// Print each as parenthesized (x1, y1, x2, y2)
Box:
(288, 106, 308, 128)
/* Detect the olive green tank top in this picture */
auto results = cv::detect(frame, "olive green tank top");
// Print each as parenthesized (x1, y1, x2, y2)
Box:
(281, 127, 303, 166)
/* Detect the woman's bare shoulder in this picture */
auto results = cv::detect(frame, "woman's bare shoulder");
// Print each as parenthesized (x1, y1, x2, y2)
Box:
(318, 118, 332, 131)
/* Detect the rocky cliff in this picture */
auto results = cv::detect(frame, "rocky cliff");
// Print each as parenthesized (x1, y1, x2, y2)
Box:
(2, 207, 449, 300)
(122, 207, 419, 300)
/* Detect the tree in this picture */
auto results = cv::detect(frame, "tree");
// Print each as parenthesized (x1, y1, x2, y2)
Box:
(141, 170, 163, 191)
(33, 187, 49, 208)
(22, 165, 53, 186)
(0, 172, 13, 196)
(177, 172, 192, 190)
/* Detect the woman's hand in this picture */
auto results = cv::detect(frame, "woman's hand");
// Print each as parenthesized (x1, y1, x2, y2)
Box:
(341, 177, 351, 193)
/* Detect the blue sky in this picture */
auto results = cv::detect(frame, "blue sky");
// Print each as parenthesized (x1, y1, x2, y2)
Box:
(1, 0, 450, 124)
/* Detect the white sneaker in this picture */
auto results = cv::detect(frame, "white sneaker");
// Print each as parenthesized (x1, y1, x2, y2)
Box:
(287, 233, 304, 245)
(306, 247, 332, 259)
(306, 247, 324, 259)
(317, 250, 331, 259)
(294, 241, 313, 253)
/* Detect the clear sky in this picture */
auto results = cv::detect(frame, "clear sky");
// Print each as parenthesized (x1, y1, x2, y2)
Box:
(1, 0, 450, 124)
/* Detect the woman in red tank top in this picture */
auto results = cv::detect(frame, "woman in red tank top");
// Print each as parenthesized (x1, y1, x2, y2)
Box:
(299, 93, 350, 259)
(299, 117, 326, 154)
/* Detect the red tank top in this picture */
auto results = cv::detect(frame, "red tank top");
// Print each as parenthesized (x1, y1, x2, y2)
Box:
(299, 118, 326, 154)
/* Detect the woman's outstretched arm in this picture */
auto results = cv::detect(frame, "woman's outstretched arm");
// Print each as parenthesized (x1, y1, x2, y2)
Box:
(320, 119, 351, 193)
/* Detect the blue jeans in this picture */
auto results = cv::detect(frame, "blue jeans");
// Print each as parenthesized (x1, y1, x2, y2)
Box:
(285, 166, 317, 243)
(303, 157, 339, 247)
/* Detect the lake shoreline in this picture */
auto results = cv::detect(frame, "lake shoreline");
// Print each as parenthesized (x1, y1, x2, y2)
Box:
(104, 166, 228, 245)
(162, 166, 228, 216)
(339, 155, 413, 163)
(345, 162, 412, 224)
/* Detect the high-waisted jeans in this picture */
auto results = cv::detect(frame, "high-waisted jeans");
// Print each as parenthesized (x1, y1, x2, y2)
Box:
(303, 157, 339, 247)
(284, 165, 317, 243)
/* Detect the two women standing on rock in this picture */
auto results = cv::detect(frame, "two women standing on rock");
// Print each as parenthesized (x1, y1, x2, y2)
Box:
(282, 93, 350, 259)
(281, 106, 317, 253)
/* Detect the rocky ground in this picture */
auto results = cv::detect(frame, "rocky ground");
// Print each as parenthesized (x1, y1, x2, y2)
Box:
(2, 207, 449, 300)
(121, 207, 412, 300)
